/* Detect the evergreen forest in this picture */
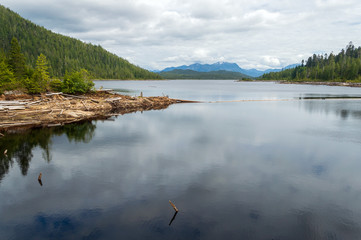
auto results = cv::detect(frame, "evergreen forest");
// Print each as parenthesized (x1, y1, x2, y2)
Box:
(261, 42, 361, 82)
(0, 5, 161, 80)
(0, 36, 95, 94)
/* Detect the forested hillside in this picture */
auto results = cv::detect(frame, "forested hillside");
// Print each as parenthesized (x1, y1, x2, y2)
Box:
(0, 5, 160, 79)
(261, 42, 361, 82)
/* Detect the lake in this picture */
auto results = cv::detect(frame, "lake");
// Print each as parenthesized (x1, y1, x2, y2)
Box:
(1, 80, 361, 239)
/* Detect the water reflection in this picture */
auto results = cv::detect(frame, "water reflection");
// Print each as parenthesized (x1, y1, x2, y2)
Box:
(0, 121, 96, 182)
(168, 211, 178, 226)
(300, 98, 361, 120)
(2, 82, 361, 239)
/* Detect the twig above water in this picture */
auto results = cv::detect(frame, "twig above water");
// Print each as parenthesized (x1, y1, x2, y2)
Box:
(169, 200, 179, 212)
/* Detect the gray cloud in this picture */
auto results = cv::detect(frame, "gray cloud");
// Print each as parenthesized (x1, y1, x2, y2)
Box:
(2, 0, 361, 70)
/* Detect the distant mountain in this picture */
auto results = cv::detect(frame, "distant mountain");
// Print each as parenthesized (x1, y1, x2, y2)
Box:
(159, 62, 299, 78)
(0, 5, 161, 79)
(159, 69, 251, 80)
(162, 62, 241, 73)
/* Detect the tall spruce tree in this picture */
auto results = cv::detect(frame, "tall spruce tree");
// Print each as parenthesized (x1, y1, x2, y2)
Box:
(26, 54, 50, 93)
(8, 37, 26, 82)
(0, 58, 16, 93)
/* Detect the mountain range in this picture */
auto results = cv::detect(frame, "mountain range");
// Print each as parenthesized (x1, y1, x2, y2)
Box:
(159, 69, 250, 80)
(159, 62, 299, 78)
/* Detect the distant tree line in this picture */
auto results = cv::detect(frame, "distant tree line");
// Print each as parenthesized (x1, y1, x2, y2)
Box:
(0, 5, 161, 80)
(261, 42, 361, 82)
(0, 37, 94, 94)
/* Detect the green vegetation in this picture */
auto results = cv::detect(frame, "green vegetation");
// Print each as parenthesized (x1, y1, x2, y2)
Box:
(159, 69, 252, 80)
(62, 69, 94, 94)
(0, 5, 161, 80)
(0, 37, 94, 94)
(261, 42, 361, 82)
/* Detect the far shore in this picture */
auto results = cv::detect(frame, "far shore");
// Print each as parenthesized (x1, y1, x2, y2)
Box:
(237, 79, 361, 88)
(278, 80, 361, 88)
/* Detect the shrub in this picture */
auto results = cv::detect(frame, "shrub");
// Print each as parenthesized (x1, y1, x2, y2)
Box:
(49, 79, 63, 92)
(62, 69, 94, 94)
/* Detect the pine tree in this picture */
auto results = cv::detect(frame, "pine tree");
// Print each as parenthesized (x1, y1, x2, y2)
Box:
(0, 58, 16, 93)
(8, 37, 26, 82)
(26, 54, 50, 93)
(35, 53, 50, 83)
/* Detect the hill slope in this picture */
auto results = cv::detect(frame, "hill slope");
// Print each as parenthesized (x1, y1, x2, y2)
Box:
(0, 5, 161, 79)
(159, 69, 251, 79)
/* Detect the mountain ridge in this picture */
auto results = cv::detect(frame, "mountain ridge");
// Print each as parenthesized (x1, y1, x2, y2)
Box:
(159, 62, 299, 77)
(159, 69, 251, 80)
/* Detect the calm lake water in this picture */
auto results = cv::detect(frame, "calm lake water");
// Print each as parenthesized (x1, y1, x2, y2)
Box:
(1, 80, 361, 239)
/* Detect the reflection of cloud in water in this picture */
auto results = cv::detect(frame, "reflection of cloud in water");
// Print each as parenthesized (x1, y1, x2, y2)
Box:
(2, 99, 361, 239)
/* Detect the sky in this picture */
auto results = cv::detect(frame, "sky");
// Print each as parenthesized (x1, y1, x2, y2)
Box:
(2, 0, 361, 71)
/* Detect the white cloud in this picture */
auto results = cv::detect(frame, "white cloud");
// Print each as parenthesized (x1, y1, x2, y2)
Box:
(261, 56, 281, 68)
(1, 0, 361, 70)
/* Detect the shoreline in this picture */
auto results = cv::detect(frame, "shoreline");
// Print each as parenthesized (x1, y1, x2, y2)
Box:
(0, 91, 192, 132)
(237, 80, 361, 87)
(278, 80, 361, 88)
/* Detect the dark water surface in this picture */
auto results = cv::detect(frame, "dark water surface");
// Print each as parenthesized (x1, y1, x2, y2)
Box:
(2, 80, 361, 239)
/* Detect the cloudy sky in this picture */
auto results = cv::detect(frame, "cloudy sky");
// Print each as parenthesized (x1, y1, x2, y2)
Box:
(2, 0, 361, 70)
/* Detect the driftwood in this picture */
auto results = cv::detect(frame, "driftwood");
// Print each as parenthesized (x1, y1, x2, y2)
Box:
(0, 92, 183, 131)
(0, 121, 41, 127)
(38, 173, 43, 186)
(47, 123, 62, 127)
(81, 100, 89, 110)
(27, 100, 42, 105)
(105, 97, 122, 102)
(45, 92, 63, 96)
(0, 101, 27, 105)
(61, 93, 87, 99)
(0, 106, 26, 110)
(12, 109, 52, 115)
(169, 200, 179, 212)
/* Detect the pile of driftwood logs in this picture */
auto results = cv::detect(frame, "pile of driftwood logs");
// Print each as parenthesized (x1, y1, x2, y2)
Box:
(0, 91, 189, 131)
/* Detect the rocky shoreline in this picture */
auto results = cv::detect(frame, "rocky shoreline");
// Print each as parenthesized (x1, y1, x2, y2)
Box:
(0, 91, 190, 132)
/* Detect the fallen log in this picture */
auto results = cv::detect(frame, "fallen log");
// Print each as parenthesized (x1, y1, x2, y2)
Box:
(61, 93, 87, 99)
(0, 101, 27, 105)
(0, 106, 26, 110)
(47, 123, 62, 127)
(45, 92, 63, 96)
